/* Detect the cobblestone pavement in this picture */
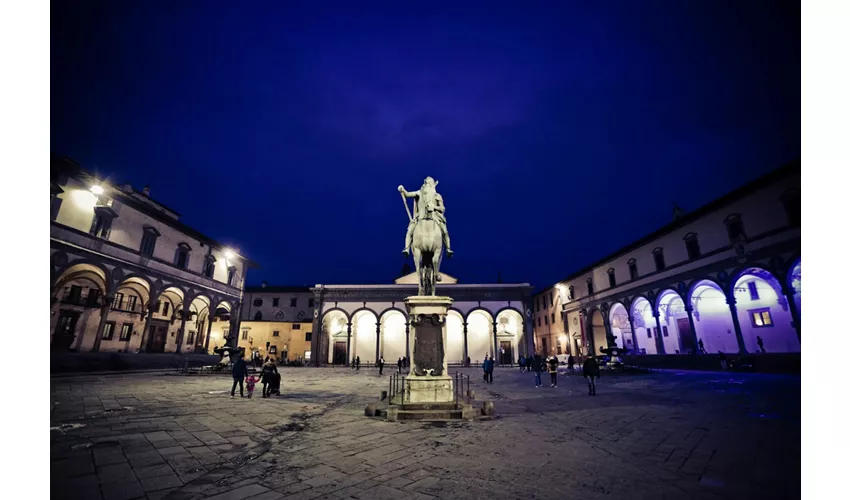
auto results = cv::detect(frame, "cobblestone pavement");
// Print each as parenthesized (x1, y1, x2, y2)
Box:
(51, 367, 800, 500)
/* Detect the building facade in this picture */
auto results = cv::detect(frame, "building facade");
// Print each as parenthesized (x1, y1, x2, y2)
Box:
(206, 285, 314, 362)
(309, 273, 535, 367)
(50, 156, 256, 354)
(534, 161, 801, 358)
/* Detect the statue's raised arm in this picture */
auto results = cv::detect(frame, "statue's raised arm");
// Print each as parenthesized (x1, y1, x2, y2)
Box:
(398, 185, 420, 198)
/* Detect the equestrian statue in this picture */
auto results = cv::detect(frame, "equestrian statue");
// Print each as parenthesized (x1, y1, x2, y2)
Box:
(398, 177, 454, 296)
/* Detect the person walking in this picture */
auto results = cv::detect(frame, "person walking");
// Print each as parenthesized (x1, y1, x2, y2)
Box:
(567, 354, 575, 374)
(397, 357, 403, 372)
(530, 352, 543, 387)
(485, 355, 495, 383)
(260, 357, 278, 398)
(583, 355, 600, 396)
(518, 355, 526, 372)
(230, 354, 248, 398)
(548, 355, 559, 388)
(757, 336, 766, 353)
(378, 357, 385, 376)
(355, 356, 361, 371)
(698, 339, 707, 354)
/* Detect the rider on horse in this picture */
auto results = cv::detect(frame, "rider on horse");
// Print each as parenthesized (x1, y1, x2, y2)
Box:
(398, 177, 454, 264)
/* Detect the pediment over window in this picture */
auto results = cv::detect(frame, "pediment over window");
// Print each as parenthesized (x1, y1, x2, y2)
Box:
(143, 225, 161, 237)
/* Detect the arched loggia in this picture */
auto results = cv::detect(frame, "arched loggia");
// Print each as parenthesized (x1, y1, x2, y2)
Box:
(731, 267, 800, 353)
(630, 297, 657, 355)
(609, 302, 635, 352)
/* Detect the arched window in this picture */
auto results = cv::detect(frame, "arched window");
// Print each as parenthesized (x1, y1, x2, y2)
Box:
(254, 311, 263, 321)
(586, 277, 594, 296)
(607, 268, 616, 288)
(174, 243, 191, 269)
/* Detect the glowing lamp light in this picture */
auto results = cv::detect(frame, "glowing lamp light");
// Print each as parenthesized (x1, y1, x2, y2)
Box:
(90, 185, 104, 195)
(224, 249, 235, 260)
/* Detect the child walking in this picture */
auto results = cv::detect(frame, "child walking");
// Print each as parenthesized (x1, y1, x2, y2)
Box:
(246, 375, 258, 398)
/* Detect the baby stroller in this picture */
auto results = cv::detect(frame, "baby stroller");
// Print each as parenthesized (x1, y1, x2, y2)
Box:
(267, 372, 281, 396)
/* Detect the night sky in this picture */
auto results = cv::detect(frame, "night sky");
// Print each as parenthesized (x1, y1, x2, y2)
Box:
(51, 1, 800, 289)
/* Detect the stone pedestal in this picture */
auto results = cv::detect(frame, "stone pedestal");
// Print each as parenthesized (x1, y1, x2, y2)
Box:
(404, 295, 454, 404)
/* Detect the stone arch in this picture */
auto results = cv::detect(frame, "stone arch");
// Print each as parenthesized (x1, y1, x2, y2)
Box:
(787, 257, 801, 324)
(52, 261, 111, 299)
(350, 309, 378, 364)
(689, 279, 737, 354)
(157, 286, 185, 321)
(322, 308, 350, 365)
(51, 261, 112, 352)
(730, 266, 799, 353)
(656, 289, 692, 354)
(588, 307, 606, 355)
(378, 307, 407, 322)
(630, 296, 656, 355)
(654, 287, 682, 314)
(112, 276, 153, 318)
(466, 309, 494, 364)
(379, 309, 406, 364)
(446, 309, 465, 364)
(608, 302, 635, 352)
(185, 294, 213, 351)
(495, 308, 524, 363)
(686, 277, 725, 305)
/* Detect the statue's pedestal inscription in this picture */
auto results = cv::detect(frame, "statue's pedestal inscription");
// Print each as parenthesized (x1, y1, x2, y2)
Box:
(404, 295, 454, 404)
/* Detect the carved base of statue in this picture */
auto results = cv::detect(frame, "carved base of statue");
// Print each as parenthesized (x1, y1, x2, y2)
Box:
(404, 295, 454, 404)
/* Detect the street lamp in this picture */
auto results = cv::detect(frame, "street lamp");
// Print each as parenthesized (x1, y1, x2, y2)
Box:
(90, 185, 104, 196)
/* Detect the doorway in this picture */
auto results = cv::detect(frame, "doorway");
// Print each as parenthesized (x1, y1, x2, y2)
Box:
(499, 341, 513, 365)
(333, 341, 347, 365)
(147, 321, 168, 353)
(677, 317, 695, 353)
(52, 310, 80, 351)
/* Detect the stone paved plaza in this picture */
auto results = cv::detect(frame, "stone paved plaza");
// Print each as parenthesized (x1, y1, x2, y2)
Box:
(51, 367, 800, 500)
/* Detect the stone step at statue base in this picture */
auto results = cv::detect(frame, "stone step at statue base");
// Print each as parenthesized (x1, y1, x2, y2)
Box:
(377, 402, 477, 422)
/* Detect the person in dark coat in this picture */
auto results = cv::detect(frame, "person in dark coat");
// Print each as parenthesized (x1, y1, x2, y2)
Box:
(518, 355, 526, 372)
(378, 357, 385, 376)
(397, 357, 403, 372)
(482, 355, 492, 383)
(230, 354, 248, 398)
(548, 355, 559, 387)
(530, 352, 544, 387)
(567, 355, 575, 374)
(583, 356, 600, 396)
(260, 357, 278, 398)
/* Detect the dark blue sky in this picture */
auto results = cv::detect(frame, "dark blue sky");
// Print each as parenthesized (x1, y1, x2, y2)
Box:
(51, 1, 800, 289)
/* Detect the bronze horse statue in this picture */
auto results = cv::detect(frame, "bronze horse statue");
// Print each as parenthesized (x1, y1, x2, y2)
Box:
(398, 178, 449, 296)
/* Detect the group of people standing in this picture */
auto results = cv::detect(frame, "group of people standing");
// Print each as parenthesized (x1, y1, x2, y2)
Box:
(511, 352, 601, 395)
(230, 354, 281, 399)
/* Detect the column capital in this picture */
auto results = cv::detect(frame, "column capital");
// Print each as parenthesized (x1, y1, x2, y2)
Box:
(684, 302, 694, 313)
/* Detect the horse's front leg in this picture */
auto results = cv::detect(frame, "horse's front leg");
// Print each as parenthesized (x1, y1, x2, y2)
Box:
(413, 248, 423, 295)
